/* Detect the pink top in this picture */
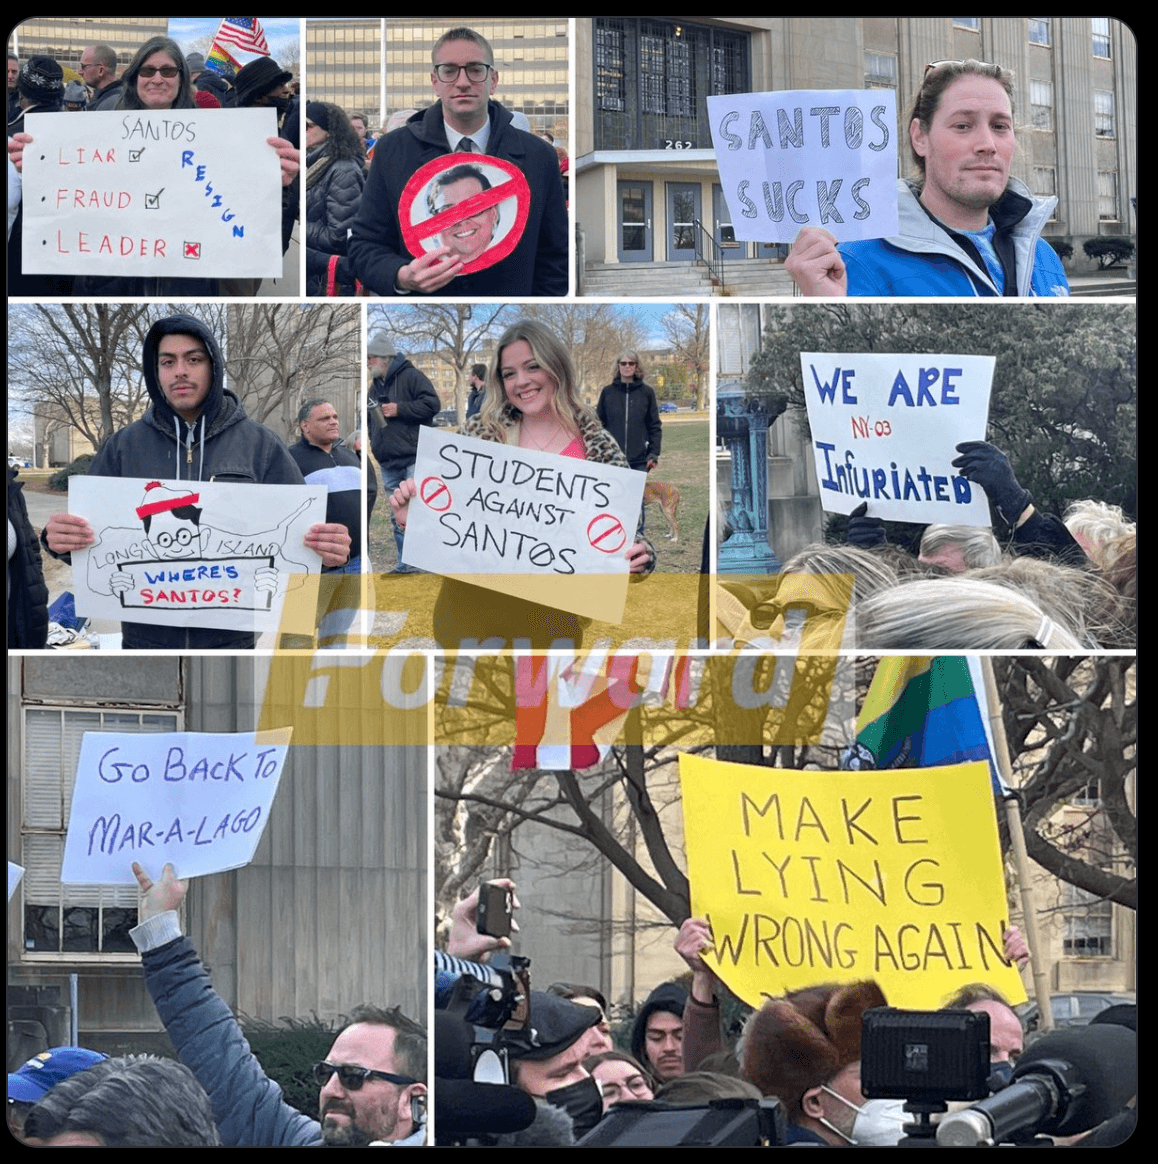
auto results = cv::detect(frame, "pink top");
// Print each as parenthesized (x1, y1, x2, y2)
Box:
(559, 435, 586, 459)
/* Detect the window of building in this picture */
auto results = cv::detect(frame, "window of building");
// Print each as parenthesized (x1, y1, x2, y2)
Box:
(593, 17, 749, 151)
(21, 705, 181, 958)
(1061, 883, 1113, 957)
(1030, 80, 1053, 130)
(1094, 90, 1115, 137)
(1028, 18, 1051, 46)
(1033, 166, 1058, 219)
(953, 18, 980, 31)
(1092, 18, 1111, 59)
(1098, 171, 1119, 220)
(864, 52, 897, 89)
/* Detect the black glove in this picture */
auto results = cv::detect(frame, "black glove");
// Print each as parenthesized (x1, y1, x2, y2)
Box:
(952, 441, 1032, 525)
(846, 501, 886, 549)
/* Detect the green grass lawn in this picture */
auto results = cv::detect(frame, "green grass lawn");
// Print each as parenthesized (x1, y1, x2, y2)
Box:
(368, 415, 709, 575)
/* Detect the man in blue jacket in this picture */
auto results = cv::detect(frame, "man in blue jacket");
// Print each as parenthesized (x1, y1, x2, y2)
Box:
(130, 862, 427, 1147)
(348, 27, 567, 297)
(785, 60, 1069, 298)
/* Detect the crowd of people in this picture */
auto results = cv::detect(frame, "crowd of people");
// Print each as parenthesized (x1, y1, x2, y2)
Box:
(719, 447, 1136, 651)
(7, 43, 300, 296)
(434, 882, 1135, 1147)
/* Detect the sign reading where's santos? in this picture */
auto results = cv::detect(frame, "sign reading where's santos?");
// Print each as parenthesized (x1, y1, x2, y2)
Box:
(679, 755, 1026, 1010)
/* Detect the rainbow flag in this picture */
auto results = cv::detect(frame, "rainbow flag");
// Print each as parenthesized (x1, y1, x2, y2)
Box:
(845, 656, 1009, 795)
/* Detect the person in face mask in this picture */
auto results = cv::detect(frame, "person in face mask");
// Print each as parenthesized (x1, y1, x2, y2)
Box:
(740, 979, 905, 1147)
(505, 991, 605, 1143)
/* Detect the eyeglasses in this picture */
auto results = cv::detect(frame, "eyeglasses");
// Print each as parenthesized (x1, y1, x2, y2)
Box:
(154, 527, 196, 549)
(618, 361, 637, 366)
(312, 1062, 418, 1091)
(139, 65, 180, 79)
(433, 62, 493, 83)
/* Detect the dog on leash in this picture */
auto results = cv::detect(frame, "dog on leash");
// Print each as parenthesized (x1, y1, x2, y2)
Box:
(643, 480, 680, 542)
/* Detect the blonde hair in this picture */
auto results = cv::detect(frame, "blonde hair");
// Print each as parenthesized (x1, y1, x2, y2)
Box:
(477, 319, 597, 445)
(781, 543, 899, 604)
(855, 578, 1084, 650)
(1063, 501, 1136, 566)
(919, 524, 1002, 570)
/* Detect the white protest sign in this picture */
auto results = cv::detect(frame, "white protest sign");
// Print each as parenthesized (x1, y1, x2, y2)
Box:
(403, 427, 646, 623)
(708, 89, 898, 244)
(61, 729, 291, 884)
(70, 477, 327, 634)
(801, 352, 996, 524)
(22, 108, 281, 278)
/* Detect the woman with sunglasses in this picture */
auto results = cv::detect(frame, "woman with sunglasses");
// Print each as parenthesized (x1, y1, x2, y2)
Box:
(6, 35, 299, 298)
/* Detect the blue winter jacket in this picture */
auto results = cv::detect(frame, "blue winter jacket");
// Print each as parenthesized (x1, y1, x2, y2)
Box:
(839, 178, 1070, 298)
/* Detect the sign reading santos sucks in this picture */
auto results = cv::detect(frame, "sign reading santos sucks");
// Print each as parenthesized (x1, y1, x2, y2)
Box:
(403, 428, 646, 623)
(61, 729, 292, 884)
(800, 352, 996, 524)
(708, 89, 898, 244)
(22, 108, 282, 278)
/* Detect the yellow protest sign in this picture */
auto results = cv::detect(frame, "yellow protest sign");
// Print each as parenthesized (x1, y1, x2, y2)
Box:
(679, 755, 1026, 1010)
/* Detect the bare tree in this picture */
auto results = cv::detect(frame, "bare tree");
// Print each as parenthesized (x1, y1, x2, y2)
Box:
(8, 303, 155, 458)
(661, 303, 710, 410)
(370, 304, 512, 419)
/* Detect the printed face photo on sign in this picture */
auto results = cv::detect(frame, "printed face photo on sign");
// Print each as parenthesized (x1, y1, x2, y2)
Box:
(402, 154, 527, 275)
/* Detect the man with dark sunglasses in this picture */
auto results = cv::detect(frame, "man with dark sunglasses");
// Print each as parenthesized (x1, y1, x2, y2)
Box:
(785, 59, 1069, 298)
(129, 862, 427, 1146)
(348, 26, 566, 297)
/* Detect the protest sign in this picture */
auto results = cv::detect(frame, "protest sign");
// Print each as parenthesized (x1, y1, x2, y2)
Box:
(71, 477, 327, 634)
(708, 89, 898, 244)
(800, 351, 996, 524)
(22, 108, 281, 278)
(400, 154, 530, 275)
(61, 729, 291, 884)
(402, 428, 646, 622)
(679, 755, 1027, 1010)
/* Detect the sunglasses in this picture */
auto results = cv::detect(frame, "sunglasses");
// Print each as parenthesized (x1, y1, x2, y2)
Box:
(139, 65, 180, 79)
(312, 1062, 417, 1091)
(922, 59, 998, 80)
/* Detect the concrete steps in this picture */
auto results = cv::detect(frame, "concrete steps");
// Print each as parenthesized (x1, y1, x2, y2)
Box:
(581, 258, 796, 297)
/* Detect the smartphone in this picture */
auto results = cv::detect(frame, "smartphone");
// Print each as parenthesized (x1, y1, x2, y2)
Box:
(476, 882, 512, 939)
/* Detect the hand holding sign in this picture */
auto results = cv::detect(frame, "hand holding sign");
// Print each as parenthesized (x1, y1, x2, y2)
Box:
(132, 860, 187, 919)
(784, 226, 849, 297)
(399, 154, 530, 278)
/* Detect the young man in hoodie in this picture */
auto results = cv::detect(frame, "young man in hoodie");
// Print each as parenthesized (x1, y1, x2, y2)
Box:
(43, 315, 350, 649)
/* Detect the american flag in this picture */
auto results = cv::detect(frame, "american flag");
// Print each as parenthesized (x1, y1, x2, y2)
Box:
(212, 17, 270, 58)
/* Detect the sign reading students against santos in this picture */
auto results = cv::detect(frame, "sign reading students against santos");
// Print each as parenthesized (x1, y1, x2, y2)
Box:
(708, 89, 898, 244)
(801, 351, 996, 525)
(22, 108, 282, 278)
(403, 428, 646, 623)
(61, 729, 292, 885)
(679, 755, 1027, 1010)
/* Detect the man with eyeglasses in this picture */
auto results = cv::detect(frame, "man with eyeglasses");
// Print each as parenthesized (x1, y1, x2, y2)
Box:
(129, 862, 427, 1146)
(349, 26, 567, 297)
(42, 315, 351, 649)
(785, 59, 1069, 298)
(79, 44, 123, 111)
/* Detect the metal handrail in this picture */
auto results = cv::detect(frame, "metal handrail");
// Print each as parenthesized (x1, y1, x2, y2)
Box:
(692, 218, 722, 284)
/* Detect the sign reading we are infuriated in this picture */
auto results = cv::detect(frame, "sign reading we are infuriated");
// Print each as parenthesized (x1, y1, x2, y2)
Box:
(680, 756, 1026, 1010)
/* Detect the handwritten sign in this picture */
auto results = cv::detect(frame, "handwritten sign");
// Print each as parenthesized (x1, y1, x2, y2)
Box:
(679, 755, 1027, 1009)
(61, 729, 291, 884)
(22, 109, 281, 278)
(800, 351, 995, 524)
(708, 89, 898, 244)
(403, 428, 646, 623)
(399, 154, 530, 275)
(70, 477, 327, 633)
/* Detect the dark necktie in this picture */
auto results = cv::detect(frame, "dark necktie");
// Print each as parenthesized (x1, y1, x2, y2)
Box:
(456, 138, 475, 153)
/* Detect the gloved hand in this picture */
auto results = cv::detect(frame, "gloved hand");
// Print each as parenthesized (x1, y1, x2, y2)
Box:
(846, 501, 886, 549)
(952, 441, 1033, 524)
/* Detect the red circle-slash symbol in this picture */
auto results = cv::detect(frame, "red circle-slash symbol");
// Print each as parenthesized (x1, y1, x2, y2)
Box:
(420, 476, 453, 512)
(399, 154, 531, 275)
(587, 513, 627, 554)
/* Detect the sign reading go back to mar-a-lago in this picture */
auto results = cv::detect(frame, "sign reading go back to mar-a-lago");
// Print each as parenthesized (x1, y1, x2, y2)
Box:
(22, 108, 281, 278)
(61, 729, 292, 884)
(679, 755, 1027, 1011)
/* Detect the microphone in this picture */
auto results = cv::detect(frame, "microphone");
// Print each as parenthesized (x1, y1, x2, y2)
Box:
(936, 1024, 1136, 1146)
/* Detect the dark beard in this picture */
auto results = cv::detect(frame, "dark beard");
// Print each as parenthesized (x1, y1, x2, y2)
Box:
(321, 1107, 396, 1147)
